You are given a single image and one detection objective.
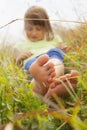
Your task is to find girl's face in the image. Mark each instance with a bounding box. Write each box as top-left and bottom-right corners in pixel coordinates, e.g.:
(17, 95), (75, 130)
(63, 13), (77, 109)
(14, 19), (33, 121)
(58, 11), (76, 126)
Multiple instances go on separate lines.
(25, 24), (45, 42)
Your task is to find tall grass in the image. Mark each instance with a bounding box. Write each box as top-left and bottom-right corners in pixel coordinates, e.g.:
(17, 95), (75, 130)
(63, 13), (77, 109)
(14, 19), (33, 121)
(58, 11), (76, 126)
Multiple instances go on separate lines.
(0, 23), (87, 130)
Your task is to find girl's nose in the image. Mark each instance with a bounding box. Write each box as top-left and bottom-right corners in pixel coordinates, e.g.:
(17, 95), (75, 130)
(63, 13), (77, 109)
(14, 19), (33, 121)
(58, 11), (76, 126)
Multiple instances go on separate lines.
(32, 30), (37, 35)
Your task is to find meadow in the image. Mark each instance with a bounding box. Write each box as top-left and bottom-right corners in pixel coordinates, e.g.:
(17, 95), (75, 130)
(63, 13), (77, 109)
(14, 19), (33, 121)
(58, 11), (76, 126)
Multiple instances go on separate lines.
(0, 22), (87, 130)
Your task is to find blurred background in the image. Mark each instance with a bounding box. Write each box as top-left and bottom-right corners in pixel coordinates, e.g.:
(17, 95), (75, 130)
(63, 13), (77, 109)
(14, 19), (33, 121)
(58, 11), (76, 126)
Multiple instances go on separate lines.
(0, 0), (87, 44)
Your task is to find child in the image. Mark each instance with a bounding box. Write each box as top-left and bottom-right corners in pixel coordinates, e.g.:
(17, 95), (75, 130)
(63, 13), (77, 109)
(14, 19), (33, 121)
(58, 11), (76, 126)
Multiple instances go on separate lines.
(14, 6), (78, 98)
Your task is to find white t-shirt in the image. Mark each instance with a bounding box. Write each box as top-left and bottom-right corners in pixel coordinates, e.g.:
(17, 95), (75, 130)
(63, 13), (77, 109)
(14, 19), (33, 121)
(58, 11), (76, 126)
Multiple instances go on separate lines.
(14, 35), (62, 64)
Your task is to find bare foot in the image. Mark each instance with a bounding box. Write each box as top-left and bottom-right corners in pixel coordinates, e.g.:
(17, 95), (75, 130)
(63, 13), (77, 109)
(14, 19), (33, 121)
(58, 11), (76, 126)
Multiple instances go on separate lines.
(45, 71), (79, 98)
(29, 54), (56, 87)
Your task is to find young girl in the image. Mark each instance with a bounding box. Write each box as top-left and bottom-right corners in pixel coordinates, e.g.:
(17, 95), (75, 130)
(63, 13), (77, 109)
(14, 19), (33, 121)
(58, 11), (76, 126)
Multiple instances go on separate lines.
(14, 6), (78, 97)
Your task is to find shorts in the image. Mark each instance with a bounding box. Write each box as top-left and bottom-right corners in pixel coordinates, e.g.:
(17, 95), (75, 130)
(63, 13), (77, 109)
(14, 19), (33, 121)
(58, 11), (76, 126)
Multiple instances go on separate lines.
(24, 48), (65, 70)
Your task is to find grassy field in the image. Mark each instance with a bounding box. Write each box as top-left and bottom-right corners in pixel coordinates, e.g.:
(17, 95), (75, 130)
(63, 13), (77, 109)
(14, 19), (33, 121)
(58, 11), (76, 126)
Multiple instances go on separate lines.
(0, 23), (87, 130)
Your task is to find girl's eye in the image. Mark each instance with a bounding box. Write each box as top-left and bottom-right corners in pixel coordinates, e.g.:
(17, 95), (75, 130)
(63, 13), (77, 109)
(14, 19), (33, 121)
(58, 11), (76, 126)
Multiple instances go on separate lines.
(27, 27), (33, 31)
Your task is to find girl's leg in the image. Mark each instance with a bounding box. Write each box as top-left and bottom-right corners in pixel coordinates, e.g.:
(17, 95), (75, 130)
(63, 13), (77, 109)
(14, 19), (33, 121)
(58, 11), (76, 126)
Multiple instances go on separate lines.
(29, 48), (65, 96)
(47, 58), (64, 78)
(46, 48), (65, 78)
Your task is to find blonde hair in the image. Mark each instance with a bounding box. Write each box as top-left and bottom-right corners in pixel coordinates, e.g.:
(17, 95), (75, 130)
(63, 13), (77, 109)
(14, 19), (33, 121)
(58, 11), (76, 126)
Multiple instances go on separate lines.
(24, 6), (54, 41)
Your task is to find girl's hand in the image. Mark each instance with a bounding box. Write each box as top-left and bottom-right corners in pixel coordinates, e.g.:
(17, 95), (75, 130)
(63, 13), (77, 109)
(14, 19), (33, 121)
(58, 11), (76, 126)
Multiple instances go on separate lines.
(16, 51), (33, 67)
(57, 43), (71, 53)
